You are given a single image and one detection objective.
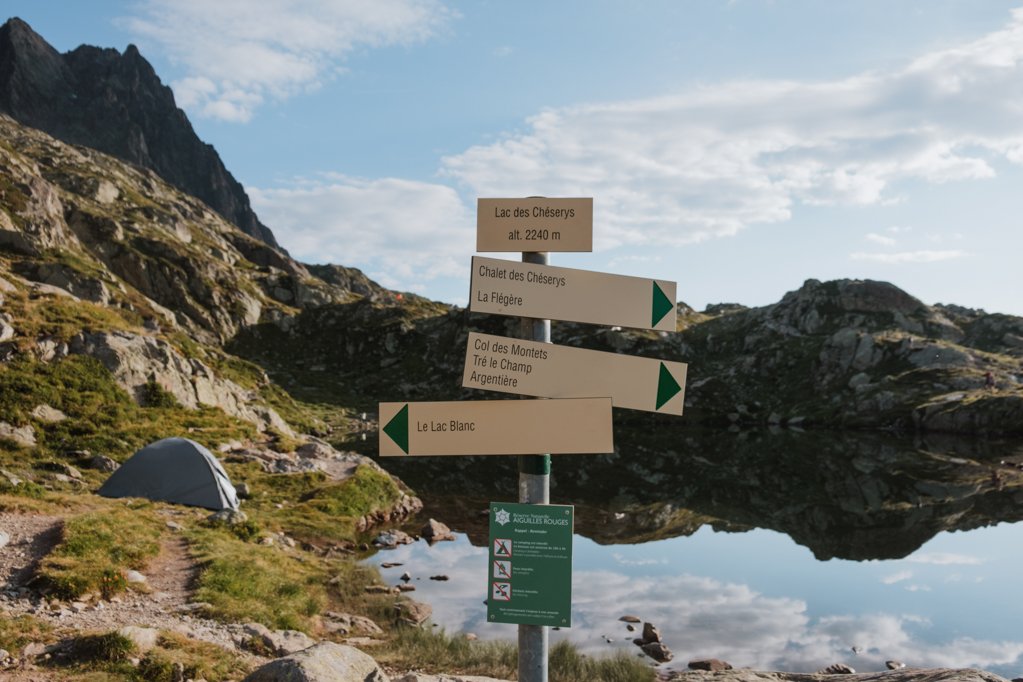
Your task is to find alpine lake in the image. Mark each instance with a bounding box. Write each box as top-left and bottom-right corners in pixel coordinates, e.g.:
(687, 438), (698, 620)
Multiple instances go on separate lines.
(352, 424), (1023, 677)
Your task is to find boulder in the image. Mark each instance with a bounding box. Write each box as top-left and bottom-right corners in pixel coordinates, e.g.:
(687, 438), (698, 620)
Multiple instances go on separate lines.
(117, 626), (159, 653)
(1, 468), (23, 486)
(641, 641), (673, 663)
(393, 675), (512, 682)
(322, 612), (383, 636)
(689, 658), (733, 671)
(373, 530), (414, 548)
(641, 622), (662, 644)
(0, 313), (14, 342)
(0, 422), (35, 448)
(30, 404), (67, 423)
(817, 663), (855, 674)
(241, 623), (316, 656)
(207, 510), (248, 526)
(421, 518), (455, 544)
(89, 455), (120, 472)
(68, 331), (294, 435)
(0, 530), (10, 548)
(241, 641), (389, 682)
(395, 599), (432, 626)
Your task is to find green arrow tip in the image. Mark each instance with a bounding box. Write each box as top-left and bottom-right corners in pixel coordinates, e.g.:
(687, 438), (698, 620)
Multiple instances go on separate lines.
(383, 404), (410, 454)
(656, 363), (682, 410)
(652, 282), (674, 328)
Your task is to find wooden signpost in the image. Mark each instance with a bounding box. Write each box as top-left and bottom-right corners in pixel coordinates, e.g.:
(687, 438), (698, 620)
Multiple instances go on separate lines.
(469, 255), (677, 331)
(462, 331), (687, 415)
(380, 196), (689, 682)
(477, 198), (593, 252)
(378, 399), (613, 457)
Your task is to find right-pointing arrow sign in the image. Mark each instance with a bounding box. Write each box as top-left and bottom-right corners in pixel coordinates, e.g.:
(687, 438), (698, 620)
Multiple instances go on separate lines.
(656, 362), (683, 410)
(469, 256), (676, 331)
(463, 332), (687, 415)
(652, 282), (675, 329)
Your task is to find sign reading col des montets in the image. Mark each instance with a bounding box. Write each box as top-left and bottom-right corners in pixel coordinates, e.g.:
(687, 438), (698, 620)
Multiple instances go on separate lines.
(477, 198), (593, 252)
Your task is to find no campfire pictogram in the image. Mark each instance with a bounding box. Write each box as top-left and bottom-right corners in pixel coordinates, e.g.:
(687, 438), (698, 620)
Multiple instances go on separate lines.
(493, 559), (512, 580)
(492, 582), (512, 601)
(493, 538), (512, 558)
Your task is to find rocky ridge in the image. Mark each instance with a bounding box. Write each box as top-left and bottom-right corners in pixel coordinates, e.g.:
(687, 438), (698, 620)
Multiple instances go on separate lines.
(0, 112), (395, 436)
(0, 17), (277, 247)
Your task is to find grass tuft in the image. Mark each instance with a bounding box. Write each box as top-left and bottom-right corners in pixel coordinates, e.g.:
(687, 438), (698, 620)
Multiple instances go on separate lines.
(38, 506), (164, 599)
(375, 627), (657, 682)
(187, 526), (326, 631)
(72, 631), (137, 663)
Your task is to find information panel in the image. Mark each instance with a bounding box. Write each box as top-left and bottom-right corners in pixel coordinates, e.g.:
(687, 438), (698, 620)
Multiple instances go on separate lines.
(487, 502), (573, 627)
(469, 255), (677, 331)
(462, 332), (687, 415)
(477, 198), (593, 252)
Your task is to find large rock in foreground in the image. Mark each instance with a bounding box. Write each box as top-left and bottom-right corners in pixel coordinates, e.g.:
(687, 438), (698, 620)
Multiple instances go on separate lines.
(241, 641), (389, 682)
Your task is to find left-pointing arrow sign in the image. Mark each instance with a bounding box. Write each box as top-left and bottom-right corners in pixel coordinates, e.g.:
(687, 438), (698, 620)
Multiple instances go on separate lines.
(378, 398), (614, 457)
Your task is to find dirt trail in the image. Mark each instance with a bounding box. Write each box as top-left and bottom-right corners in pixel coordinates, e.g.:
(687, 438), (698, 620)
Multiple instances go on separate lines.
(0, 512), (266, 665)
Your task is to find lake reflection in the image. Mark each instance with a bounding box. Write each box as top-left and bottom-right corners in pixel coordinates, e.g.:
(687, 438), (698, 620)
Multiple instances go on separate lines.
(366, 429), (1023, 677)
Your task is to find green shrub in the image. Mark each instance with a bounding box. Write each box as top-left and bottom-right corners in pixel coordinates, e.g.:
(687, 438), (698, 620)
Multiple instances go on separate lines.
(73, 631), (137, 662)
(139, 380), (180, 408)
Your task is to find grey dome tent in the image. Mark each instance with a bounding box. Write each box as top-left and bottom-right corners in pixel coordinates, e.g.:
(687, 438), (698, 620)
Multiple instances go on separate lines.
(98, 437), (240, 511)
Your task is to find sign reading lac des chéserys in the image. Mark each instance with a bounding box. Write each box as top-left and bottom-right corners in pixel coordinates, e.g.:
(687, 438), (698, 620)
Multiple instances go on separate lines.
(488, 502), (574, 627)
(477, 198), (593, 252)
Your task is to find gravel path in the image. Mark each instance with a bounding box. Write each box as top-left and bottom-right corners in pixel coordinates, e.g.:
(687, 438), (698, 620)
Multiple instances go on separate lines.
(0, 511), (269, 672)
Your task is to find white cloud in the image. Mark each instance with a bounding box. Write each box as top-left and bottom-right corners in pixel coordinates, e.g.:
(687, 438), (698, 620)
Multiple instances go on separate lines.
(122, 0), (455, 121)
(881, 570), (913, 585)
(850, 250), (968, 264)
(442, 8), (1023, 250)
(866, 232), (898, 246)
(249, 175), (473, 288)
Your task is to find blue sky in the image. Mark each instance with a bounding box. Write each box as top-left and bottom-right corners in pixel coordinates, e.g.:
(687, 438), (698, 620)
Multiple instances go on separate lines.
(9, 1), (1023, 315)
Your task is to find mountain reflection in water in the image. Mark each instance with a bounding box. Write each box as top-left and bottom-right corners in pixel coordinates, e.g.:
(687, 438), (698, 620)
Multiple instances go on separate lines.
(366, 428), (1023, 676)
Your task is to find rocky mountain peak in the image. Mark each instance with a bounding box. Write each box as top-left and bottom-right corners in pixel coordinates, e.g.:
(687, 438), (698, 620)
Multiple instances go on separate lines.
(0, 17), (280, 249)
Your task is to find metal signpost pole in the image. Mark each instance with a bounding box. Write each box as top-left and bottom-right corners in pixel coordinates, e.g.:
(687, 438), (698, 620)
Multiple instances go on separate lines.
(518, 250), (550, 682)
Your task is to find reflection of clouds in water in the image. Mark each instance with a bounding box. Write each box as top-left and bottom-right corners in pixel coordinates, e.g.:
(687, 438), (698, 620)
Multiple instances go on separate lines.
(611, 552), (668, 567)
(799, 614), (1023, 674)
(908, 552), (985, 566)
(366, 536), (1023, 675)
(570, 569), (808, 670)
(881, 570), (913, 585)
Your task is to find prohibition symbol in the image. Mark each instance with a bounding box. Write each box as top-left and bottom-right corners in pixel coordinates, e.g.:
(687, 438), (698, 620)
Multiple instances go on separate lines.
(493, 559), (512, 580)
(494, 538), (512, 558)
(492, 582), (512, 601)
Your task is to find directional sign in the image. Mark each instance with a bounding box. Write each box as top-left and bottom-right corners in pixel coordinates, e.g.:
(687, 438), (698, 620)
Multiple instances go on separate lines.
(477, 198), (593, 252)
(470, 256), (677, 331)
(378, 398), (614, 456)
(462, 332), (687, 415)
(487, 502), (573, 627)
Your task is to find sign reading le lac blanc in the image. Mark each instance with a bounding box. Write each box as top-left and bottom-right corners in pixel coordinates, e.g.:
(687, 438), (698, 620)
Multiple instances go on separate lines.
(477, 198), (593, 252)
(470, 255), (677, 332)
(378, 398), (614, 457)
